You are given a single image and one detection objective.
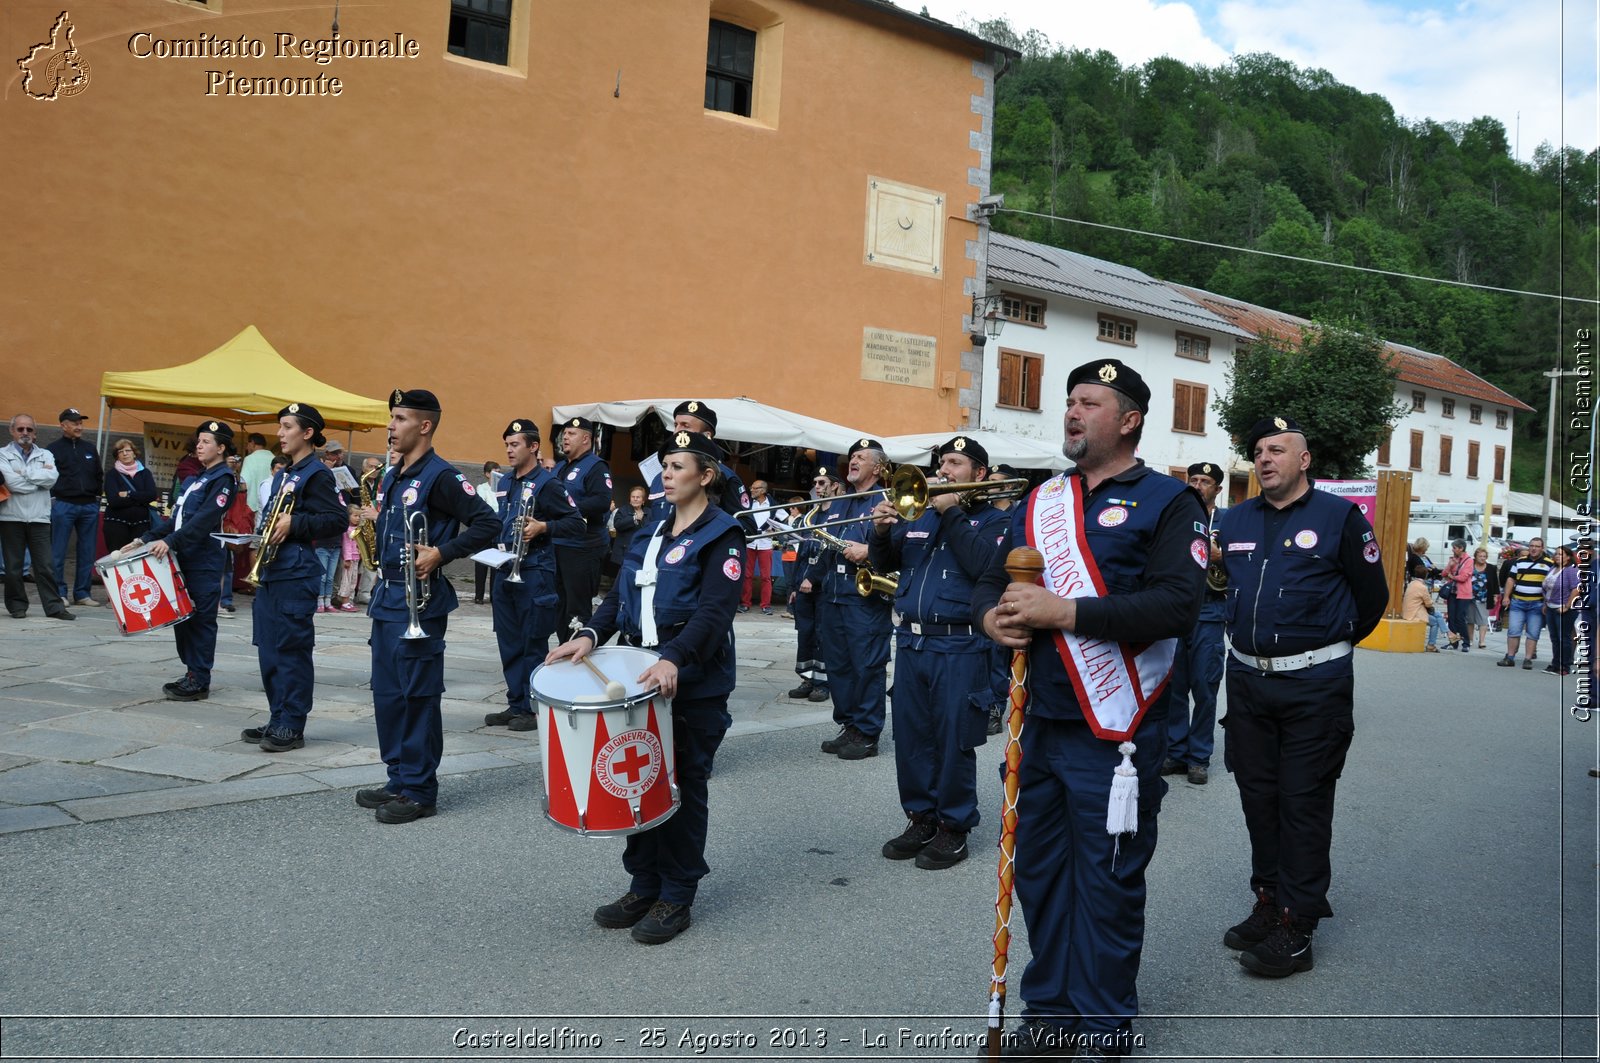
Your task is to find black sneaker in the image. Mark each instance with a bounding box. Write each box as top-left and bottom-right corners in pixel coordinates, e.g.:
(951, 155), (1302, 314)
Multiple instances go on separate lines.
(240, 726), (268, 743)
(1160, 758), (1187, 776)
(1523, 659), (1533, 670)
(374, 795), (436, 824)
(1239, 909), (1315, 977)
(914, 827), (969, 870)
(836, 729), (879, 760)
(787, 679), (815, 699)
(820, 726), (852, 754)
(881, 815), (937, 860)
(1223, 887), (1278, 949)
(48, 610), (76, 621)
(807, 685), (831, 703)
(483, 710), (516, 726)
(1186, 764), (1209, 785)
(999, 1019), (1077, 1058)
(594, 890), (657, 929)
(259, 728), (305, 753)
(1496, 656), (1515, 666)
(164, 676), (209, 702)
(507, 713), (538, 731)
(631, 900), (691, 944)
(355, 787), (400, 809)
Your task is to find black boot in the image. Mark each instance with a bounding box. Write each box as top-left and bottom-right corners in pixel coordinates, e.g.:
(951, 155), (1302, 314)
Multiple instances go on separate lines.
(1239, 908), (1315, 977)
(1223, 886), (1278, 949)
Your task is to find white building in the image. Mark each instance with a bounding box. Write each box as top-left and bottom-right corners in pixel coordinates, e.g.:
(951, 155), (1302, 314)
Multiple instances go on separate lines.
(978, 232), (1535, 512)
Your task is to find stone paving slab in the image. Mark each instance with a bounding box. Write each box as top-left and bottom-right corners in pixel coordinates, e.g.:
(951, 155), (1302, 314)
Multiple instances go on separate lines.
(0, 697), (93, 727)
(58, 773), (328, 822)
(0, 761), (191, 805)
(96, 745), (269, 783)
(0, 727), (151, 763)
(0, 803), (79, 834)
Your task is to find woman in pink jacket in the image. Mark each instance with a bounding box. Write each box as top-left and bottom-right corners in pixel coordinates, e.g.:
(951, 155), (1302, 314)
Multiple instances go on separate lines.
(1439, 539), (1474, 652)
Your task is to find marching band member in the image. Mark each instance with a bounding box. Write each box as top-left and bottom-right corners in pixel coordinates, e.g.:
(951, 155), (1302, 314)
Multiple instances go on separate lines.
(547, 429), (743, 945)
(644, 401), (753, 533)
(867, 436), (1006, 870)
(355, 389), (498, 823)
(483, 418), (583, 732)
(242, 404), (348, 753)
(127, 421), (239, 702)
(551, 416), (613, 640)
(809, 438), (892, 761)
(786, 465), (841, 703)
(973, 359), (1207, 1059)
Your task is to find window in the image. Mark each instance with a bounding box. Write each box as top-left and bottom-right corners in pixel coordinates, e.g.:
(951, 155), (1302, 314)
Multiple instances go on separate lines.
(1377, 432), (1392, 467)
(1175, 332), (1211, 361)
(1173, 381), (1208, 434)
(1442, 398), (1455, 418)
(1411, 391), (1426, 412)
(1470, 404), (1482, 424)
(705, 19), (756, 117)
(1495, 410), (1508, 429)
(1409, 430), (1424, 470)
(448, 0), (510, 65)
(1468, 440), (1480, 479)
(1439, 435), (1452, 474)
(1494, 445), (1506, 481)
(1097, 314), (1136, 346)
(1000, 294), (1045, 327)
(997, 349), (1043, 411)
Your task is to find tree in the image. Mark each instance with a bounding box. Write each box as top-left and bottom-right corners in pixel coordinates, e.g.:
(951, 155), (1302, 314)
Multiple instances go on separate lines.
(1215, 323), (1409, 479)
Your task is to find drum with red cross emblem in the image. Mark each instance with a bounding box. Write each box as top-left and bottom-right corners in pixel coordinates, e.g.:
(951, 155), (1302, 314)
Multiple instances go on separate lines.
(96, 547), (195, 637)
(530, 645), (679, 836)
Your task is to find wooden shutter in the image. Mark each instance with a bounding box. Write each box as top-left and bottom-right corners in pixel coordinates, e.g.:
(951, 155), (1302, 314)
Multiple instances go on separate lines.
(1494, 445), (1506, 481)
(1468, 440), (1480, 478)
(1022, 355), (1043, 410)
(1409, 430), (1424, 470)
(999, 351), (1019, 407)
(1377, 432), (1392, 466)
(1439, 435), (1452, 474)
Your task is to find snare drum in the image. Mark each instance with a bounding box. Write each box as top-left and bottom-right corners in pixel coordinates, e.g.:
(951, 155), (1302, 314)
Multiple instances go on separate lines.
(530, 645), (679, 836)
(96, 548), (195, 637)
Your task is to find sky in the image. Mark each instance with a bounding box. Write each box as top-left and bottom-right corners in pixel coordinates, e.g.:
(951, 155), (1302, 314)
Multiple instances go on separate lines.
(917, 0), (1598, 158)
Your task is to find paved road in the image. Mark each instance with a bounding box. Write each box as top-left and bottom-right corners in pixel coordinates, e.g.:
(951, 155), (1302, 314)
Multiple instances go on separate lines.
(1, 585), (1596, 1061)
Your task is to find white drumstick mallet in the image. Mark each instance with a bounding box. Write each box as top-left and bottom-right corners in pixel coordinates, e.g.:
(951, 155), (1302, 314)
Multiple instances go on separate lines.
(580, 656), (626, 700)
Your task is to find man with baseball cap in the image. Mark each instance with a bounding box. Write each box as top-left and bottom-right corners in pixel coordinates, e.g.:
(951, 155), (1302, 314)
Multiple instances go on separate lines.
(47, 407), (103, 607)
(1213, 414), (1388, 979)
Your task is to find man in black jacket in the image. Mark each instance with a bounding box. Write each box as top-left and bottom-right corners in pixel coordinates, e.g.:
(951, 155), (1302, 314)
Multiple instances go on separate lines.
(47, 408), (103, 607)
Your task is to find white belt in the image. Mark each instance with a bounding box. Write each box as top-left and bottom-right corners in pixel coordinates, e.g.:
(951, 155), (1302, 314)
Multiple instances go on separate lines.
(1231, 641), (1352, 674)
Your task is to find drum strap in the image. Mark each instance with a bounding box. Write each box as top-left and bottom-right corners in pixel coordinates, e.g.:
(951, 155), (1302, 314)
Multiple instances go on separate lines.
(636, 527), (666, 647)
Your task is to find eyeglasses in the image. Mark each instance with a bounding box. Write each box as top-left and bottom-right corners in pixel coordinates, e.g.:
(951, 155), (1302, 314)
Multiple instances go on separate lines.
(13, 427), (35, 433)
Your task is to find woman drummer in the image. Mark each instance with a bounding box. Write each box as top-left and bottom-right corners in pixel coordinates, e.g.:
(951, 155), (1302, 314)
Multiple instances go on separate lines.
(125, 421), (239, 701)
(547, 429), (744, 945)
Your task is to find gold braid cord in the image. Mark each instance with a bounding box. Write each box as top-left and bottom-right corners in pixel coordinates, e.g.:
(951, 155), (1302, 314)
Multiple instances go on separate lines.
(986, 645), (1027, 1057)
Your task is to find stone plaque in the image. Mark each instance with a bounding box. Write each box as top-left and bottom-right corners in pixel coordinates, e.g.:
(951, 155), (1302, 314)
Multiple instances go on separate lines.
(864, 177), (944, 276)
(862, 328), (936, 389)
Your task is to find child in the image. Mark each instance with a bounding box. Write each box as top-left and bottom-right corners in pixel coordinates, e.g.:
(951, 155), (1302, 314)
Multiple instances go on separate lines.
(333, 505), (362, 611)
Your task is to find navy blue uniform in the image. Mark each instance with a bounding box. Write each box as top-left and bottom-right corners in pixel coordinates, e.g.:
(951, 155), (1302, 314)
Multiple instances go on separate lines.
(1167, 509), (1226, 769)
(144, 463), (235, 691)
(552, 451), (612, 639)
(646, 461), (753, 534)
(869, 499), (1007, 832)
(1216, 485), (1387, 922)
(369, 449), (498, 805)
(582, 505), (743, 906)
(791, 517), (827, 689)
(801, 490), (892, 738)
(972, 462), (1206, 1045)
(253, 455), (347, 736)
(492, 465), (583, 719)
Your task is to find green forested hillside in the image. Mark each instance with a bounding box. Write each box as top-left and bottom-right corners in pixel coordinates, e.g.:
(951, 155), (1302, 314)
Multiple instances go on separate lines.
(971, 20), (1598, 489)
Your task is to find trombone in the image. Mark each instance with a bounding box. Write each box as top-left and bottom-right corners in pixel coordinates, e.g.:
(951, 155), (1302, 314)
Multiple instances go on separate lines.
(757, 467), (1030, 539)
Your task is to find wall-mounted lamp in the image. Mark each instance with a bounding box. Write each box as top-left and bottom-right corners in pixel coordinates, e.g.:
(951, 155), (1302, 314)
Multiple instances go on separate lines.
(970, 292), (1007, 347)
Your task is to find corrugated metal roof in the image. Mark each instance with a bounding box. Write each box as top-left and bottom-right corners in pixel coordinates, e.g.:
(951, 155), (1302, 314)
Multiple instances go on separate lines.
(1170, 283), (1536, 413)
(989, 233), (1253, 339)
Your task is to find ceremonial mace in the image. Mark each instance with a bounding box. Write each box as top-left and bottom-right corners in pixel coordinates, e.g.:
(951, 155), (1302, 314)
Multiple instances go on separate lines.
(986, 546), (1043, 1060)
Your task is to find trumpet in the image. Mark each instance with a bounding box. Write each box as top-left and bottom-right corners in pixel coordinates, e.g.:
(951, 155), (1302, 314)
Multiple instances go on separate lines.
(245, 489), (296, 588)
(855, 568), (898, 598)
(401, 509), (431, 640)
(504, 486), (530, 585)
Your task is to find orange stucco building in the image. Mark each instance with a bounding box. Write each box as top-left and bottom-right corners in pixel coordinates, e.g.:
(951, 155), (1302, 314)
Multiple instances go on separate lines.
(2, 0), (1013, 462)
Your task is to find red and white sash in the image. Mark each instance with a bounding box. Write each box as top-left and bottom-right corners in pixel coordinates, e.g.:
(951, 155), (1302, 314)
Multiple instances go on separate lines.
(1026, 474), (1176, 742)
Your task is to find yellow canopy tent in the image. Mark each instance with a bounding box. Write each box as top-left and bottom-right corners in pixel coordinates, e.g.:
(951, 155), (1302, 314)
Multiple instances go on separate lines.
(97, 325), (390, 442)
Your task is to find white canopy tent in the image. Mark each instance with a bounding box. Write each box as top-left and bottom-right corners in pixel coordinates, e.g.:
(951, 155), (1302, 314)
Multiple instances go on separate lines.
(879, 430), (1069, 471)
(549, 397), (931, 463)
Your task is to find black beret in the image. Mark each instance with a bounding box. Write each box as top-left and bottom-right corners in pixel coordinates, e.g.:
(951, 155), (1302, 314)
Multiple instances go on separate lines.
(388, 388), (441, 414)
(196, 420), (235, 446)
(937, 435), (989, 468)
(1066, 358), (1150, 415)
(1244, 415), (1306, 456)
(560, 416), (597, 435)
(991, 464), (1021, 480)
(277, 403), (326, 446)
(847, 437), (884, 458)
(673, 400), (718, 431)
(1187, 461), (1223, 482)
(660, 429), (723, 465)
(814, 465), (844, 484)
(502, 418), (540, 439)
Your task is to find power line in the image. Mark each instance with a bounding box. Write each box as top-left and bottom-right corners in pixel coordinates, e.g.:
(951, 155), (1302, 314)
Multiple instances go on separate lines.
(998, 207), (1600, 305)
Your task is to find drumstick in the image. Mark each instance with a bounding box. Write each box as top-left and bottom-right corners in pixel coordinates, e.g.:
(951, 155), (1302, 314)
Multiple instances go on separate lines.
(579, 656), (627, 700)
(987, 546), (1044, 1061)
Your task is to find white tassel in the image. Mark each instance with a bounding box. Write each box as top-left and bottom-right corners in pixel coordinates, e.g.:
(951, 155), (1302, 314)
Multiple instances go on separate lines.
(1105, 740), (1140, 836)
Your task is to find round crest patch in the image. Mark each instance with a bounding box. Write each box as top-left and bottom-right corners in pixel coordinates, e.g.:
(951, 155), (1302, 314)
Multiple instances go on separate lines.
(1098, 506), (1129, 528)
(401, 487), (419, 507)
(663, 545), (688, 565)
(595, 730), (664, 800)
(207, 421), (220, 432)
(566, 470), (578, 481)
(119, 573), (162, 618)
(511, 421), (522, 432)
(288, 403), (300, 413)
(723, 557), (742, 581)
(1363, 541), (1381, 564)
(1038, 478), (1066, 499)
(215, 492), (228, 508)
(1191, 539), (1209, 568)
(461, 481), (476, 496)
(1294, 529), (1319, 549)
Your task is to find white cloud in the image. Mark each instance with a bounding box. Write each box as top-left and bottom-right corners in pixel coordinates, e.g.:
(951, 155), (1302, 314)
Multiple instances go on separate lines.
(918, 0), (1596, 154)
